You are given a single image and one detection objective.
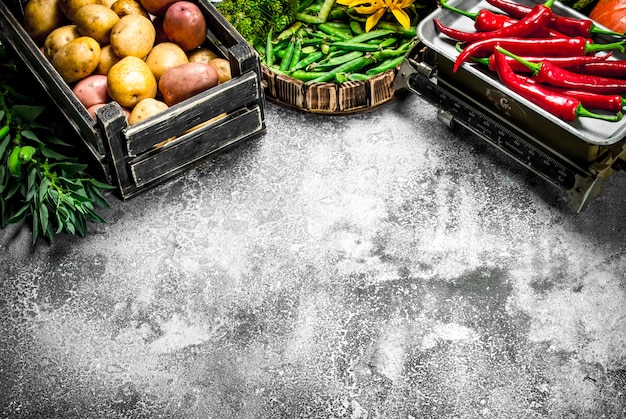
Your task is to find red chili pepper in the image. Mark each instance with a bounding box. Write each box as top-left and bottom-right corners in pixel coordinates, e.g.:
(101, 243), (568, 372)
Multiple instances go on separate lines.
(451, 36), (625, 72)
(540, 85), (626, 112)
(440, 0), (567, 38)
(485, 0), (626, 38)
(497, 46), (626, 95)
(573, 61), (626, 78)
(486, 52), (611, 72)
(433, 0), (555, 43)
(452, 41), (613, 72)
(492, 50), (622, 122)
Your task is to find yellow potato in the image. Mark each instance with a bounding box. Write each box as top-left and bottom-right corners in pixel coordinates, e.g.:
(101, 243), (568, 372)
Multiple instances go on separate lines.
(110, 0), (149, 18)
(107, 55), (157, 108)
(51, 36), (101, 83)
(73, 3), (120, 44)
(208, 57), (231, 84)
(128, 97), (168, 125)
(100, 0), (117, 6)
(43, 24), (81, 61)
(95, 44), (121, 75)
(23, 0), (67, 43)
(186, 47), (218, 64)
(58, 0), (100, 22)
(109, 14), (155, 58)
(145, 41), (188, 82)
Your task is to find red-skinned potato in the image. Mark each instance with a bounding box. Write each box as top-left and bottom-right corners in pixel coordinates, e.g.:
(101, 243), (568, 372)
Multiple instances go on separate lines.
(138, 0), (177, 16)
(162, 1), (206, 51)
(158, 62), (218, 106)
(72, 74), (110, 109)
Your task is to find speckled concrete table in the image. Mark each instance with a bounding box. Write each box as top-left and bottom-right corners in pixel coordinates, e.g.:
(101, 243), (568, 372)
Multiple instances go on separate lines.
(2, 94), (626, 418)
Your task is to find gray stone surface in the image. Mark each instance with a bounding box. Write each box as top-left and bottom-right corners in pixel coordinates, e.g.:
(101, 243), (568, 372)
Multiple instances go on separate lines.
(2, 95), (626, 418)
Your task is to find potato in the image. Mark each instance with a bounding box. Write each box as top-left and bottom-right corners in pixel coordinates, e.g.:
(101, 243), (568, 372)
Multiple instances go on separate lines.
(107, 55), (157, 108)
(96, 44), (121, 75)
(128, 97), (168, 125)
(110, 0), (150, 18)
(158, 61), (218, 106)
(208, 57), (231, 84)
(43, 24), (81, 61)
(162, 1), (206, 51)
(72, 74), (109, 108)
(145, 41), (188, 82)
(74, 4), (120, 44)
(23, 0), (67, 43)
(109, 14), (155, 58)
(100, 0), (117, 6)
(58, 0), (100, 22)
(51, 36), (101, 83)
(138, 0), (178, 17)
(186, 47), (217, 64)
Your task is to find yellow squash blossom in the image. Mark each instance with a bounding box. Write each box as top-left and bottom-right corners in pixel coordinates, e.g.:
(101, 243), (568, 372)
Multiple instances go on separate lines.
(337, 0), (415, 32)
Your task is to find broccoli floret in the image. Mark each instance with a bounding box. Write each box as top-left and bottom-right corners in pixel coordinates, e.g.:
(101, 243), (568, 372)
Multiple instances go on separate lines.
(215, 0), (300, 45)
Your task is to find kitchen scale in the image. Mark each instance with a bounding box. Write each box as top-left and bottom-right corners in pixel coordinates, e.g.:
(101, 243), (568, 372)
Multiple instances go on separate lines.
(393, 0), (626, 212)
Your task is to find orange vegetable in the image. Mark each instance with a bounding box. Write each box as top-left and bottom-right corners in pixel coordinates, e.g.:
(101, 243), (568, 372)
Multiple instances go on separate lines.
(589, 0), (626, 32)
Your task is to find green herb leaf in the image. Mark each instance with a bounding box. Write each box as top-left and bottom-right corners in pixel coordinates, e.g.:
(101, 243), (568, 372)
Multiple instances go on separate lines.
(12, 105), (45, 123)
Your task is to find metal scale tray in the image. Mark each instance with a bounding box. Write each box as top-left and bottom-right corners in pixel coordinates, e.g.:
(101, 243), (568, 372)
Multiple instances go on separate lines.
(394, 0), (626, 212)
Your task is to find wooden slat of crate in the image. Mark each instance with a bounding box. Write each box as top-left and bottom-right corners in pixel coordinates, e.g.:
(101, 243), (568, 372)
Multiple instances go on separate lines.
(129, 107), (263, 190)
(124, 71), (262, 156)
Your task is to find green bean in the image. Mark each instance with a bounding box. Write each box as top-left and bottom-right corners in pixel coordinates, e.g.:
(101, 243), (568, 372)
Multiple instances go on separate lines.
(329, 41), (380, 52)
(315, 50), (364, 69)
(296, 0), (337, 23)
(289, 69), (328, 81)
(350, 20), (364, 35)
(335, 72), (349, 83)
(301, 45), (318, 55)
(375, 22), (417, 38)
(266, 29), (274, 67)
(365, 55), (405, 75)
(347, 73), (371, 81)
(297, 0), (316, 12)
(345, 29), (394, 43)
(288, 38), (303, 71)
(377, 37), (398, 49)
(291, 51), (324, 70)
(279, 36), (297, 71)
(318, 23), (352, 40)
(276, 21), (303, 42)
(308, 56), (375, 83)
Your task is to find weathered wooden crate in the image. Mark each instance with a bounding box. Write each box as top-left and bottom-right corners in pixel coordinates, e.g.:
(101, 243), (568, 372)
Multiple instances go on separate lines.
(0, 0), (266, 199)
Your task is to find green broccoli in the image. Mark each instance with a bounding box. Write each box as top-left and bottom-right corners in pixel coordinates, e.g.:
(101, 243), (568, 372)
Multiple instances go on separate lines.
(215, 0), (300, 45)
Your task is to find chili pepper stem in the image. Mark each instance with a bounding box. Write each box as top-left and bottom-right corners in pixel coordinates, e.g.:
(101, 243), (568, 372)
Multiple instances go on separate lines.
(496, 46), (541, 74)
(440, 0), (479, 20)
(586, 40), (626, 54)
(575, 104), (623, 121)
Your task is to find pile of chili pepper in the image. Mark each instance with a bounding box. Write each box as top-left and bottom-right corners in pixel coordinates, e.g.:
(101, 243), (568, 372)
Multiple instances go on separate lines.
(434, 0), (626, 122)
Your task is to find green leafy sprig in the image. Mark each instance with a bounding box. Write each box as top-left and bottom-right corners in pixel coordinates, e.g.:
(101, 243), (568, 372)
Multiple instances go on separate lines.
(0, 43), (116, 245)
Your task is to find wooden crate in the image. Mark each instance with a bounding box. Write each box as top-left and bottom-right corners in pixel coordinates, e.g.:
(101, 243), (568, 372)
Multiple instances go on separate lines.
(0, 0), (266, 199)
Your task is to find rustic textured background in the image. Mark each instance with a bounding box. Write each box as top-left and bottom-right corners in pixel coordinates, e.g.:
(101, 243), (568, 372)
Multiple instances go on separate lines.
(2, 94), (626, 418)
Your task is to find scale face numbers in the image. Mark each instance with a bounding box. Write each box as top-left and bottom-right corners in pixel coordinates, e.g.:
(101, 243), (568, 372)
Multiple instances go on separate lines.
(400, 63), (600, 212)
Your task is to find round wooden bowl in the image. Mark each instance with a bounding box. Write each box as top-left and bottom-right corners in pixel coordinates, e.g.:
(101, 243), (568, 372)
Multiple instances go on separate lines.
(260, 54), (413, 115)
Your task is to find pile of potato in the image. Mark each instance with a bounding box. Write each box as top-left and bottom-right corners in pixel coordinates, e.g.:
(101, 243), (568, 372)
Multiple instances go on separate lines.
(22, 0), (232, 125)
